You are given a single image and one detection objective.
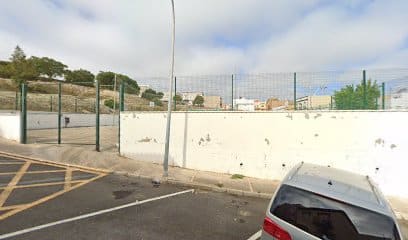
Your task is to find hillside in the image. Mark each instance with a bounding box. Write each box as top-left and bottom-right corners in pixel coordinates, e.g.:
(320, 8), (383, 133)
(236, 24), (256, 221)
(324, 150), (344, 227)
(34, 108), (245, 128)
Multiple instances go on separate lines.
(0, 78), (165, 113)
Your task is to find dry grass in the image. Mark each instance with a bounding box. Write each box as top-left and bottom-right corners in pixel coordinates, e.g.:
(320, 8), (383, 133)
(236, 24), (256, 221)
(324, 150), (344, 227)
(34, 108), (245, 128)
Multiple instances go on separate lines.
(0, 78), (209, 112)
(0, 78), (156, 113)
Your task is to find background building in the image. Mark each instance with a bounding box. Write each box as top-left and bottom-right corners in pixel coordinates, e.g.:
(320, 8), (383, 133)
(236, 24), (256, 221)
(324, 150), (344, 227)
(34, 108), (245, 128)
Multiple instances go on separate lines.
(296, 95), (332, 110)
(203, 96), (222, 109)
(390, 88), (408, 109)
(138, 85), (150, 97)
(233, 98), (255, 111)
(180, 92), (203, 105)
(254, 100), (267, 110)
(266, 98), (288, 110)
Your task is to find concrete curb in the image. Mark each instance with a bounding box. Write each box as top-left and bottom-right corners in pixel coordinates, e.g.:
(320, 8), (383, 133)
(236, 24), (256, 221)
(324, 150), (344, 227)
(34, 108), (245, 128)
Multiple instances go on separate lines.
(166, 179), (273, 199)
(110, 171), (274, 199)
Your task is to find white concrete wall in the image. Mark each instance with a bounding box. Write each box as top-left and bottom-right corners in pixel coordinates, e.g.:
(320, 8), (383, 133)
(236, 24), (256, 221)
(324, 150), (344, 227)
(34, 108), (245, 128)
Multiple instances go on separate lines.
(120, 111), (408, 198)
(28, 112), (118, 130)
(0, 112), (20, 142)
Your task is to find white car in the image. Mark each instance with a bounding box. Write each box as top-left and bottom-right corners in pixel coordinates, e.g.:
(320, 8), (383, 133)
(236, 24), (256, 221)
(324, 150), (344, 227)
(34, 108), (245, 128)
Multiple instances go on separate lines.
(261, 163), (403, 240)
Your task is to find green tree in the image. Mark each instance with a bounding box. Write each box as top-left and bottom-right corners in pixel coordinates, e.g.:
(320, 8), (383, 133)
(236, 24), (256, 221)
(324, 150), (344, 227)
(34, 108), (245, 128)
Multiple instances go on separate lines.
(141, 88), (163, 101)
(193, 95), (204, 106)
(153, 98), (163, 107)
(173, 94), (182, 103)
(8, 46), (39, 84)
(0, 61), (12, 78)
(96, 72), (140, 94)
(65, 69), (95, 83)
(96, 71), (115, 87)
(30, 57), (67, 80)
(334, 80), (380, 110)
(10, 45), (26, 62)
(141, 88), (164, 107)
(117, 74), (140, 95)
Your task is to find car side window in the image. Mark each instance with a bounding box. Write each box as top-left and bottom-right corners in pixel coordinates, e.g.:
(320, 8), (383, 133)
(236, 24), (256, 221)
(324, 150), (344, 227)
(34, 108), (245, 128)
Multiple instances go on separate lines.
(270, 185), (400, 240)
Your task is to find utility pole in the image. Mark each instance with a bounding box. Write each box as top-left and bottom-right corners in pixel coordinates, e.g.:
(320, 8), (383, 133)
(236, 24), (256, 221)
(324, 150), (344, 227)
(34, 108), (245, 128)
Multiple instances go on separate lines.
(163, 0), (175, 177)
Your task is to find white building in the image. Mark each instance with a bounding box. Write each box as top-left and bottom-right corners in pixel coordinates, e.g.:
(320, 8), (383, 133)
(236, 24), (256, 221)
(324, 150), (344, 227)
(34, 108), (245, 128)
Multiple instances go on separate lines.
(138, 85), (150, 97)
(161, 92), (171, 102)
(233, 98), (255, 111)
(162, 91), (203, 104)
(390, 88), (408, 109)
(180, 92), (203, 105)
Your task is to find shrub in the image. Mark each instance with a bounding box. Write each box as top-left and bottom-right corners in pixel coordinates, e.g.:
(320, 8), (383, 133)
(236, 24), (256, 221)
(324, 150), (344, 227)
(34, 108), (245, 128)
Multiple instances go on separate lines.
(104, 99), (119, 109)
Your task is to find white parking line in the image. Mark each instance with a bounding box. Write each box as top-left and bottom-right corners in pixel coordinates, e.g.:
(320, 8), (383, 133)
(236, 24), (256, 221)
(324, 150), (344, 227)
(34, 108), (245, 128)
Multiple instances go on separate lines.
(247, 229), (262, 240)
(0, 189), (194, 239)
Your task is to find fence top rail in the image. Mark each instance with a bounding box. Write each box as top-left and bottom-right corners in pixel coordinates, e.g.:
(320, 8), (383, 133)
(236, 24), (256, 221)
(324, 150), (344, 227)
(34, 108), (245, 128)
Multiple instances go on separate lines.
(134, 68), (408, 79)
(121, 109), (408, 114)
(25, 81), (95, 85)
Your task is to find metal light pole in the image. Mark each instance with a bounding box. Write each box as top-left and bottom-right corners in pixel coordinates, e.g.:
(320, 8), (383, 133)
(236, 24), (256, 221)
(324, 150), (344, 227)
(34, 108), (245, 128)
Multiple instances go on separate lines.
(163, 0), (175, 177)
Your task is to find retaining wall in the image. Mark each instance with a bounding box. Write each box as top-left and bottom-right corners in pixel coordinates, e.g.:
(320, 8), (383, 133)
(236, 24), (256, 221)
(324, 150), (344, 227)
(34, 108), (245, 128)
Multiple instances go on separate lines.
(0, 112), (20, 142)
(120, 111), (408, 198)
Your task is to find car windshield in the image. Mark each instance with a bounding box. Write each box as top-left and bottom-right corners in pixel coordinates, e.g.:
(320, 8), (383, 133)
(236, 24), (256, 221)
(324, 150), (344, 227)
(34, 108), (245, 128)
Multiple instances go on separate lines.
(270, 184), (400, 240)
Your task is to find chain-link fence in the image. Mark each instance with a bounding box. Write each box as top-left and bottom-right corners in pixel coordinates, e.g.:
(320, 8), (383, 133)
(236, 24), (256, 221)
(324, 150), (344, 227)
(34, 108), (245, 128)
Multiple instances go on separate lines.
(2, 68), (408, 150)
(0, 78), (20, 111)
(366, 68), (408, 110)
(2, 68), (408, 115)
(135, 68), (408, 111)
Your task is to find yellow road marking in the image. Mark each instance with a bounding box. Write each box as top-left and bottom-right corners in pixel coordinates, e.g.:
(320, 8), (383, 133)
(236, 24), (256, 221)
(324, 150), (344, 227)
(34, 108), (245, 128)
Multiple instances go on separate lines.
(0, 153), (108, 221)
(0, 180), (87, 190)
(0, 162), (31, 207)
(64, 168), (72, 190)
(0, 170), (67, 176)
(0, 174), (107, 221)
(0, 151), (111, 174)
(0, 204), (28, 211)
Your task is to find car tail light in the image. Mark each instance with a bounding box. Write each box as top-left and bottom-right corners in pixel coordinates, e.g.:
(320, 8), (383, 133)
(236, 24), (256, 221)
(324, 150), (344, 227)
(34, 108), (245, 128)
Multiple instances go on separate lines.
(263, 216), (292, 240)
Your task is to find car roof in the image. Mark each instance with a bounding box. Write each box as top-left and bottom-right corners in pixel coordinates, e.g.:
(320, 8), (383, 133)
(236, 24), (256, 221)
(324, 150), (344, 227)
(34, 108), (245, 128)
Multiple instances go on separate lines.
(282, 162), (394, 217)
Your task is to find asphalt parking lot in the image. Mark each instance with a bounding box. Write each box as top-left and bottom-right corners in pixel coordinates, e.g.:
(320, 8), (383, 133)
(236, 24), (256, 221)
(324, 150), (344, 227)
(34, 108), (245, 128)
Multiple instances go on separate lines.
(1, 153), (407, 240)
(0, 154), (268, 240)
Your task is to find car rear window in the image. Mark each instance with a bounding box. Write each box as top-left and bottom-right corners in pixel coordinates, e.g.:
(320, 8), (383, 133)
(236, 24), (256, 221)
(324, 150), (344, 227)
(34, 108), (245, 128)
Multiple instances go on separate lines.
(270, 184), (400, 240)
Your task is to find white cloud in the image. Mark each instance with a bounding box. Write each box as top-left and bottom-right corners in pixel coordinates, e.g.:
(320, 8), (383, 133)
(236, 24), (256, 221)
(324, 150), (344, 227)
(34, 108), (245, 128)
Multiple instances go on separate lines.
(0, 0), (407, 78)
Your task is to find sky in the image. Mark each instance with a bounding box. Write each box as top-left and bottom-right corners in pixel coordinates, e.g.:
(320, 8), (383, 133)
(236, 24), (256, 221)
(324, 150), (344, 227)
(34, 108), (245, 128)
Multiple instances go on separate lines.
(0, 0), (408, 79)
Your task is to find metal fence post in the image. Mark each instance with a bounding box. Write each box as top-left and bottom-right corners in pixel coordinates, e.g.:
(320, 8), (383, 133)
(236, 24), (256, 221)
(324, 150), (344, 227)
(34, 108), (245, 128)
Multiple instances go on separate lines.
(74, 97), (78, 113)
(330, 96), (333, 110)
(382, 82), (385, 110)
(174, 76), (177, 111)
(120, 84), (125, 111)
(375, 97), (378, 109)
(231, 74), (234, 111)
(20, 83), (27, 144)
(118, 83), (125, 153)
(58, 82), (62, 144)
(50, 96), (53, 112)
(363, 70), (367, 109)
(15, 91), (18, 111)
(95, 79), (100, 152)
(294, 72), (297, 110)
